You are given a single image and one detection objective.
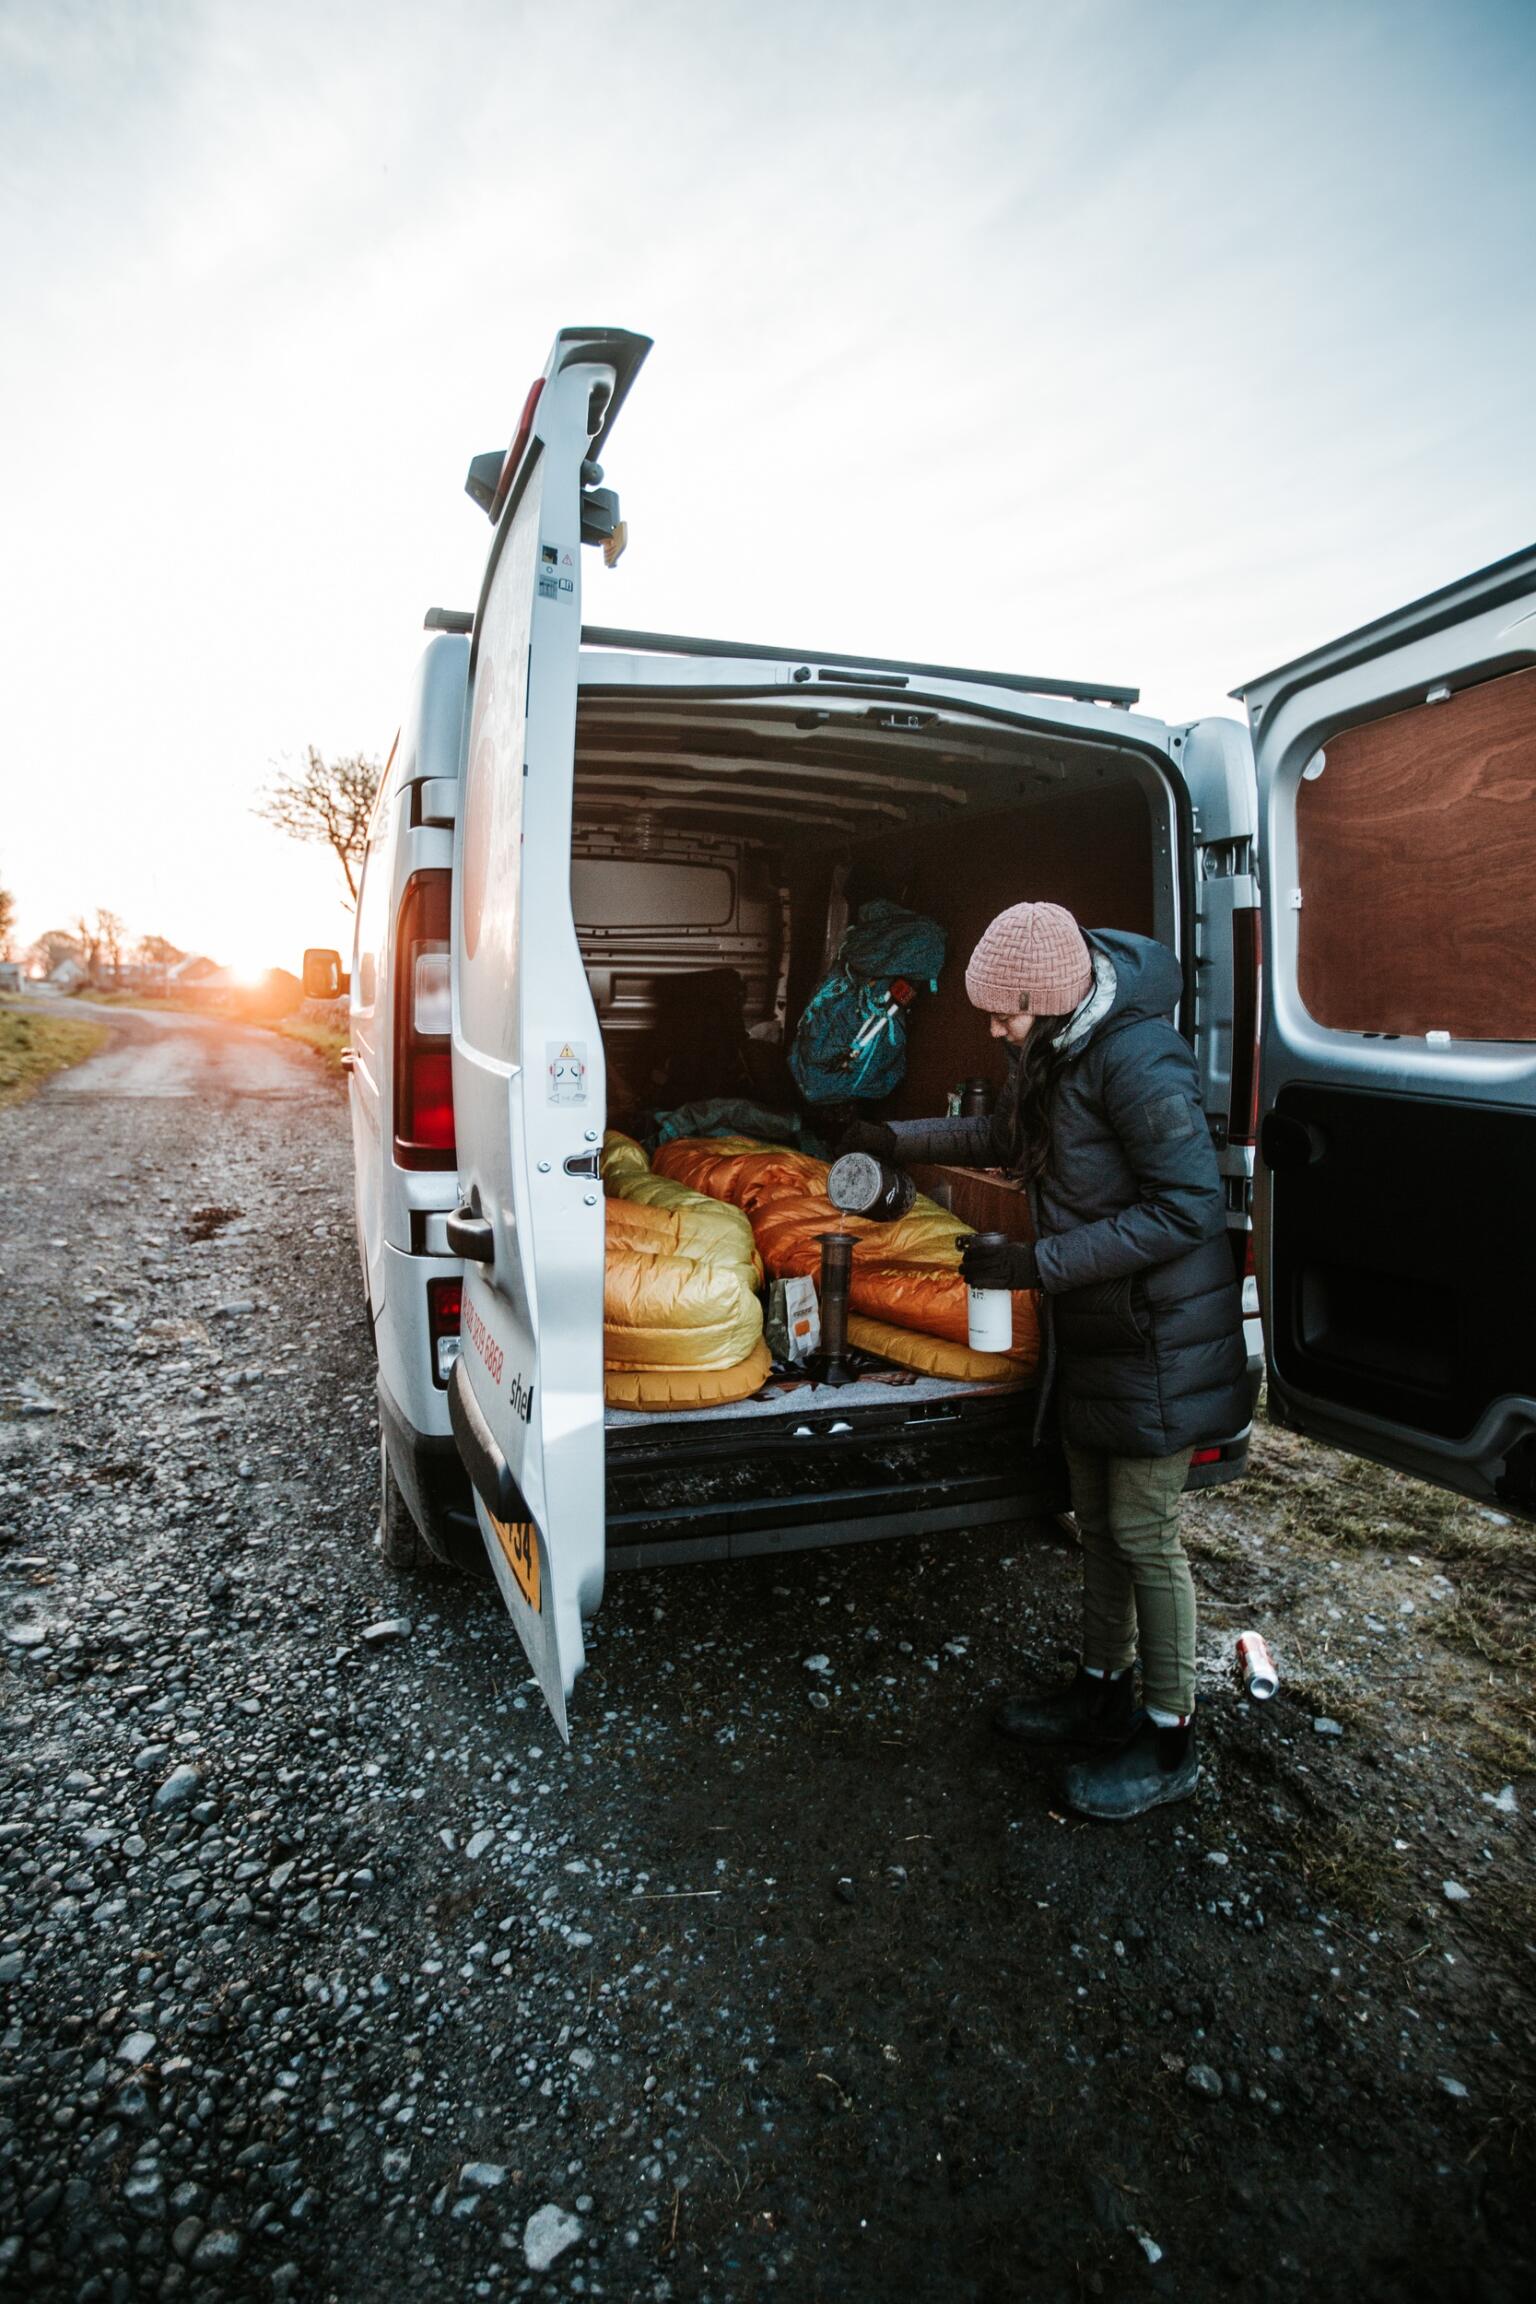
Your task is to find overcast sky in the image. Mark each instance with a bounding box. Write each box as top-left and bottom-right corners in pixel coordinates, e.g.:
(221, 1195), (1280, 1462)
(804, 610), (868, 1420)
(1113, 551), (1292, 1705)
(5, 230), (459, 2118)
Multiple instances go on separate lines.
(2, 0), (1532, 970)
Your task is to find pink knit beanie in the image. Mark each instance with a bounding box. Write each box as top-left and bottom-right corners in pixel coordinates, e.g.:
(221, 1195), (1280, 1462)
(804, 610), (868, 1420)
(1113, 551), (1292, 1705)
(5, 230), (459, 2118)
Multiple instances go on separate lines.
(965, 902), (1094, 1017)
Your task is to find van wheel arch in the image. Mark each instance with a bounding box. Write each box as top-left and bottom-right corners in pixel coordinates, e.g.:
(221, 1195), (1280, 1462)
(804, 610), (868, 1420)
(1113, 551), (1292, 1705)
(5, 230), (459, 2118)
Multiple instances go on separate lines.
(378, 1435), (436, 1572)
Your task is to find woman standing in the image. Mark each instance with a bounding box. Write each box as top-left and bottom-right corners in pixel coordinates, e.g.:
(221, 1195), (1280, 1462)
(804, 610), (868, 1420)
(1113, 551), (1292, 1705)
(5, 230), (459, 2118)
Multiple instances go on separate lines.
(842, 901), (1249, 1820)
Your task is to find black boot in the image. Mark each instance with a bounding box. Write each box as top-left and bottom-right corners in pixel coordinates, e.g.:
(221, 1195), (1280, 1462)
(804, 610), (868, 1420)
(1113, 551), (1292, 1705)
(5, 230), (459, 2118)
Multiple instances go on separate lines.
(993, 1665), (1136, 1747)
(1061, 1713), (1199, 1820)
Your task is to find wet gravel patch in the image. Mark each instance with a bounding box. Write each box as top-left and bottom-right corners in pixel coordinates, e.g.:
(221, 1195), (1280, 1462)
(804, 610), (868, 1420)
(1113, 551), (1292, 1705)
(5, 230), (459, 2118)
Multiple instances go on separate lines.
(0, 1032), (1532, 2301)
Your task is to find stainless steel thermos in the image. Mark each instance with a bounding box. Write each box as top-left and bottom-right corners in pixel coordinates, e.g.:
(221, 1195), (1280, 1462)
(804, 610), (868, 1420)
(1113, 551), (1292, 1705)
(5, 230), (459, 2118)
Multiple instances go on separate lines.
(827, 1151), (917, 1221)
(961, 1230), (1014, 1353)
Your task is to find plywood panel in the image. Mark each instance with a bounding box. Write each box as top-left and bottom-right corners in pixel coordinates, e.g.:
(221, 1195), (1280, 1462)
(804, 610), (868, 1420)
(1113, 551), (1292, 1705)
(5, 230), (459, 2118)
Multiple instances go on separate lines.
(1297, 664), (1536, 1040)
(908, 1163), (1036, 1241)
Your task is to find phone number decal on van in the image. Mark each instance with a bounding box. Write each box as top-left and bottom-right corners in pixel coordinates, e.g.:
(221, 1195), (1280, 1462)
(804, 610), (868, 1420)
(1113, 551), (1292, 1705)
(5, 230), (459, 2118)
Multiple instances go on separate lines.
(490, 1513), (542, 1614)
(463, 1297), (504, 1386)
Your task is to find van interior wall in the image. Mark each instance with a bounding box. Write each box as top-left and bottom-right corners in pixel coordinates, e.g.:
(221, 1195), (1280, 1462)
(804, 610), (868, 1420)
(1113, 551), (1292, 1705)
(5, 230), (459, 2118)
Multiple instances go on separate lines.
(577, 776), (1157, 1132)
(851, 780), (1157, 1119)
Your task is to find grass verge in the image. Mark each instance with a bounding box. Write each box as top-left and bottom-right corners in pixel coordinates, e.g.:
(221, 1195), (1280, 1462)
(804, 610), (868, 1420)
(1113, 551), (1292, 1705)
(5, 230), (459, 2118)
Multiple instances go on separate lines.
(276, 1016), (349, 1072)
(0, 1003), (107, 1105)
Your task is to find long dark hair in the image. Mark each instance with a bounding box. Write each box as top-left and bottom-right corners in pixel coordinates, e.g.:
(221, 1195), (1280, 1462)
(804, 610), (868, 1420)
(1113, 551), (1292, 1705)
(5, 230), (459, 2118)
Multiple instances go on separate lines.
(1005, 1017), (1071, 1186)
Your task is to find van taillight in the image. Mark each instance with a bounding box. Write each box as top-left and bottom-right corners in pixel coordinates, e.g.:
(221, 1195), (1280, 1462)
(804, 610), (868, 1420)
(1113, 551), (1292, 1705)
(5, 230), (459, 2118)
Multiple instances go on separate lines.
(394, 870), (455, 1170)
(1190, 1446), (1223, 1467)
(427, 1277), (462, 1388)
(489, 378), (545, 521)
(1228, 906), (1261, 1145)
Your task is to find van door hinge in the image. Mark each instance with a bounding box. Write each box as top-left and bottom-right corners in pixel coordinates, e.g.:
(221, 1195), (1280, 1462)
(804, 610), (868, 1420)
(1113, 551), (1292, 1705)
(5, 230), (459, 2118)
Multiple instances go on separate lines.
(1288, 889), (1303, 909)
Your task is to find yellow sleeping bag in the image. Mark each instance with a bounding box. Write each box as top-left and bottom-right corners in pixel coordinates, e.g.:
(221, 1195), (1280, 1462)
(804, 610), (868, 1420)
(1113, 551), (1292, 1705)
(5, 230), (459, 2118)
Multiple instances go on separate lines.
(601, 1134), (767, 1407)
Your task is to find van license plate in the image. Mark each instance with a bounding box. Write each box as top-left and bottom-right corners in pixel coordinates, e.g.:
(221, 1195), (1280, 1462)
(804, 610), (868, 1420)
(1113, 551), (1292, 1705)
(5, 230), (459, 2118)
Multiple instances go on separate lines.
(490, 1513), (542, 1614)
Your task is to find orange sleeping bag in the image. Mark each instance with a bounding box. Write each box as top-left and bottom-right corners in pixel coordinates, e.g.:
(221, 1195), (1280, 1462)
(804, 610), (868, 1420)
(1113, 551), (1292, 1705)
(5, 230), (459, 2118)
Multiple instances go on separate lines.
(652, 1136), (1039, 1376)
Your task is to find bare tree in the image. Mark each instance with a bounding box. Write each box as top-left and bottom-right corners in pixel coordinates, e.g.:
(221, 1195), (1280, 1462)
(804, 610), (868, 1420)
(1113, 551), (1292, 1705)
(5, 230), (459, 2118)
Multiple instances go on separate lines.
(95, 908), (126, 986)
(136, 933), (183, 996)
(73, 913), (103, 982)
(30, 929), (83, 976)
(254, 748), (381, 907)
(0, 882), (14, 961)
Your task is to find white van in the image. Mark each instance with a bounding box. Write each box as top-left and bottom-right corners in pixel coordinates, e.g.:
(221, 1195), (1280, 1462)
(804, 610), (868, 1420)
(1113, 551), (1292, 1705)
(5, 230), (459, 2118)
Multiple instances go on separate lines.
(307, 324), (1536, 1739)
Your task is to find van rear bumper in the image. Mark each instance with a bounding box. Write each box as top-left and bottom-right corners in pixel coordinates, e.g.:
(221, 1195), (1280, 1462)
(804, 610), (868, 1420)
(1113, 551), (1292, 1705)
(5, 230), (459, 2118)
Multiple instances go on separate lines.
(604, 1395), (1070, 1570)
(1185, 1431), (1251, 1489)
(386, 1377), (1249, 1576)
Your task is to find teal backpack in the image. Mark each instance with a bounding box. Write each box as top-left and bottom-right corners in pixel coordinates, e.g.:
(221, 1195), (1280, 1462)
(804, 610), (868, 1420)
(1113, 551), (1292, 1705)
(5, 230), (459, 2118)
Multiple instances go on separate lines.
(790, 899), (946, 1106)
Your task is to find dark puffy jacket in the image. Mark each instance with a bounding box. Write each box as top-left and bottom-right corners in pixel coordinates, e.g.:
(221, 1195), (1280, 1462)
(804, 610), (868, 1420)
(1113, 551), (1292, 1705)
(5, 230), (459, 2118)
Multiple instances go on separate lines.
(891, 930), (1249, 1457)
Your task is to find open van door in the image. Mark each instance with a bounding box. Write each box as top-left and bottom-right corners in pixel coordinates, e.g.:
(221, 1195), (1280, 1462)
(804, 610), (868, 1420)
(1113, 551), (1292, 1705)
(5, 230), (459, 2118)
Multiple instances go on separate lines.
(1239, 542), (1536, 1510)
(447, 326), (651, 1736)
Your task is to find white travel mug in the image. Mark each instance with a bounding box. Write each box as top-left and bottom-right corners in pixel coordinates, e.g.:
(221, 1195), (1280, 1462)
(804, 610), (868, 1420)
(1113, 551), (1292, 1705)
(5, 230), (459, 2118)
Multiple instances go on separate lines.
(961, 1231), (1015, 1354)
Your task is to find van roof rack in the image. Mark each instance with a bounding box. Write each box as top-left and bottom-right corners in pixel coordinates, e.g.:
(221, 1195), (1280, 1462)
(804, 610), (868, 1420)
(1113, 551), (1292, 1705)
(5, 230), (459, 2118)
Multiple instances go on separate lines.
(579, 625), (1139, 709)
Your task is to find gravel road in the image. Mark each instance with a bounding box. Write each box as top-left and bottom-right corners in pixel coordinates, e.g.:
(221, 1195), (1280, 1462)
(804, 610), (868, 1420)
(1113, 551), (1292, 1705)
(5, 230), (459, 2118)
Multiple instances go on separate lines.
(1, 1008), (1532, 2302)
(38, 1003), (315, 1103)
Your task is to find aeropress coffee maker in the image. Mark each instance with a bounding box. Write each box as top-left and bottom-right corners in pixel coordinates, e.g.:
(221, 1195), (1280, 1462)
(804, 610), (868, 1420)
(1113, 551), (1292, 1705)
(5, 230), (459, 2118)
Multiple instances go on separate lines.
(808, 1230), (857, 1386)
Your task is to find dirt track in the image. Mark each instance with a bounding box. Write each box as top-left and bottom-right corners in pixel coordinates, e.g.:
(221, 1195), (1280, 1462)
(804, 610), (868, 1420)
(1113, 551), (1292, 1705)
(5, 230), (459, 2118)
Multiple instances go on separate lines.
(0, 1008), (1531, 2302)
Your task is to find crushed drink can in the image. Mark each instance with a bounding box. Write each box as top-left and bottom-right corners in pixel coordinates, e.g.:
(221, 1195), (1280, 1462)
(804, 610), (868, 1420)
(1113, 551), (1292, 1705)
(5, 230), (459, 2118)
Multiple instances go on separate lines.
(1235, 1631), (1279, 1702)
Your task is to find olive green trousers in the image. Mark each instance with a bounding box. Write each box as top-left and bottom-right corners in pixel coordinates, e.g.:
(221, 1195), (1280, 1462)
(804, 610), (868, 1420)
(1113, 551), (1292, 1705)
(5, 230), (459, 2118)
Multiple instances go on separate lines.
(1062, 1440), (1196, 1718)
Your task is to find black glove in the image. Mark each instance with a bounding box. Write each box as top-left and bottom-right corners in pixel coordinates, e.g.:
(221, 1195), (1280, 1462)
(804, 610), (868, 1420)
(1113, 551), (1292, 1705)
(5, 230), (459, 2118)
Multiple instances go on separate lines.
(960, 1234), (1040, 1290)
(834, 1120), (900, 1163)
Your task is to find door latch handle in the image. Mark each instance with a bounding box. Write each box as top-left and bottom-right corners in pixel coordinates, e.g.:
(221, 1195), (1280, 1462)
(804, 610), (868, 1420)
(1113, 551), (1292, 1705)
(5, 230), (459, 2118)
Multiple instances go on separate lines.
(446, 1206), (495, 1261)
(562, 1152), (601, 1179)
(1259, 1112), (1326, 1172)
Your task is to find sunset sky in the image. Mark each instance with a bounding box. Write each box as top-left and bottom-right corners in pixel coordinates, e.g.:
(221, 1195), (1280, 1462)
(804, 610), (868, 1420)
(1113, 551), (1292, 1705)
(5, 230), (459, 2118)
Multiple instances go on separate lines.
(2, 0), (1533, 973)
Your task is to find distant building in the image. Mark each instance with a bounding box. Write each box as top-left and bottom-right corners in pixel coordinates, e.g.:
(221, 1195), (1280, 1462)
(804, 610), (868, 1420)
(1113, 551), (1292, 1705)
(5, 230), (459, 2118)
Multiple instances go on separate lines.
(0, 961), (22, 993)
(48, 956), (89, 990)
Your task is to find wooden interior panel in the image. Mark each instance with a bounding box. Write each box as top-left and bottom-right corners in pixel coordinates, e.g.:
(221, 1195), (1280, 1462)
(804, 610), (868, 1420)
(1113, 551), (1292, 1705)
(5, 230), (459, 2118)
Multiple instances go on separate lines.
(854, 782), (1156, 1119)
(908, 1163), (1036, 1241)
(1297, 663), (1536, 1039)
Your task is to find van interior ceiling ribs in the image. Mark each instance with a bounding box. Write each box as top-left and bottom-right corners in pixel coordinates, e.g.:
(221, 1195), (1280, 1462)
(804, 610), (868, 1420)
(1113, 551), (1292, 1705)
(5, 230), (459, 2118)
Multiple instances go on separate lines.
(571, 688), (1169, 1137)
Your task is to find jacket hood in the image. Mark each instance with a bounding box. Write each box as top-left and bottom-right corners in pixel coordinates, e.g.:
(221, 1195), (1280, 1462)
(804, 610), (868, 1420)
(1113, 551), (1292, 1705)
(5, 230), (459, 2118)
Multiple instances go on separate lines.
(1083, 929), (1182, 1031)
(998, 929), (1181, 1074)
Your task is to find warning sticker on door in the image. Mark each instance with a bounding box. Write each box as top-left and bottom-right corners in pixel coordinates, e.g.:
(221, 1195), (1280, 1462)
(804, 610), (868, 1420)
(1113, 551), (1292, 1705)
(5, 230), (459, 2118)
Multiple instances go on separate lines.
(546, 1040), (588, 1105)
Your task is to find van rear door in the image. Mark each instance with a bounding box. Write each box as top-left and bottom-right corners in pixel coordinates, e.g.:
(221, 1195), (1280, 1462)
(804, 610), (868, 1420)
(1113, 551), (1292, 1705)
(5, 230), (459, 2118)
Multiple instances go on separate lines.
(1239, 543), (1536, 1508)
(448, 326), (651, 1736)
